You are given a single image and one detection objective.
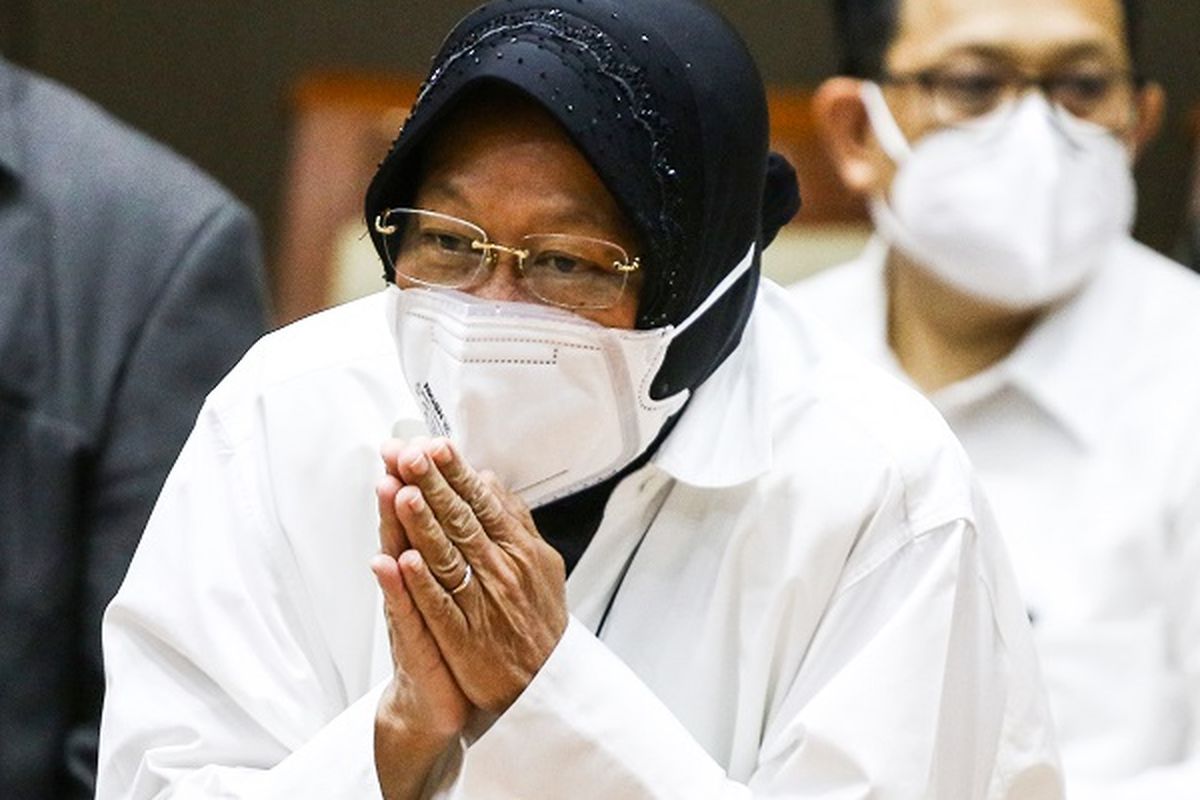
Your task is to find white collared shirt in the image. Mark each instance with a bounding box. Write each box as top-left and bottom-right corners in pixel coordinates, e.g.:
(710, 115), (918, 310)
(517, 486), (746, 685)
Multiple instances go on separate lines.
(96, 283), (1061, 799)
(791, 238), (1200, 799)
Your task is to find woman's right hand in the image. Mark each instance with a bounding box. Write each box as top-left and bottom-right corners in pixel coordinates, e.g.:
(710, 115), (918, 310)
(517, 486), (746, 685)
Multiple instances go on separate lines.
(371, 468), (472, 799)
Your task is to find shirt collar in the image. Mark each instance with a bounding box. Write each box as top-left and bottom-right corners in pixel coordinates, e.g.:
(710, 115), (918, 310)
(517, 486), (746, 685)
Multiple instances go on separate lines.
(992, 244), (1132, 448)
(0, 58), (24, 178)
(856, 239), (1131, 450)
(650, 286), (776, 488)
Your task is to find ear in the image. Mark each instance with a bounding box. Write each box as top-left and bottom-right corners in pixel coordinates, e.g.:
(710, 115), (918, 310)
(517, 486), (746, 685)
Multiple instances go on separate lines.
(812, 77), (888, 196)
(1129, 80), (1165, 159)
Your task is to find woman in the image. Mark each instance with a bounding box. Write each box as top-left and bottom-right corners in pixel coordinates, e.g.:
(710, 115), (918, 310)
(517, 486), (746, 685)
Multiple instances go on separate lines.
(97, 2), (1061, 797)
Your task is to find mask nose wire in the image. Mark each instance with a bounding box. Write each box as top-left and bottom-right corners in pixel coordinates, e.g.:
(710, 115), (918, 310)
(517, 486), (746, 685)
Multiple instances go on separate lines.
(1009, 92), (1090, 155)
(1014, 82), (1094, 151)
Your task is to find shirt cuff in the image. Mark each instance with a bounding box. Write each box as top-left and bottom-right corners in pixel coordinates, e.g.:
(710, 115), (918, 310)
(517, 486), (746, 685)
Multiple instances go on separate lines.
(460, 616), (732, 798)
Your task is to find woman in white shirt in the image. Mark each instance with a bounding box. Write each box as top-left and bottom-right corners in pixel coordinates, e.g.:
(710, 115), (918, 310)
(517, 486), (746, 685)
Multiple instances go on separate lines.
(96, 1), (1062, 797)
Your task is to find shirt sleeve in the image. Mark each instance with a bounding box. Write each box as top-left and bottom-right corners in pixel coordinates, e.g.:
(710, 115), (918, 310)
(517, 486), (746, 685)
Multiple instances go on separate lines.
(453, 517), (1063, 799)
(95, 388), (396, 800)
(71, 200), (267, 796)
(98, 381), (1061, 799)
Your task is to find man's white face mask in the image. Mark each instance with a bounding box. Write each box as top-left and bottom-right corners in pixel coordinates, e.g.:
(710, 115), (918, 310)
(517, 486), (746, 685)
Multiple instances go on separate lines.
(386, 245), (754, 508)
(861, 82), (1136, 309)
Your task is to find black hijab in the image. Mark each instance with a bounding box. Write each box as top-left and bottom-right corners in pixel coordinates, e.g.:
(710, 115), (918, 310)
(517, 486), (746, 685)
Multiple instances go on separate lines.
(365, 0), (800, 571)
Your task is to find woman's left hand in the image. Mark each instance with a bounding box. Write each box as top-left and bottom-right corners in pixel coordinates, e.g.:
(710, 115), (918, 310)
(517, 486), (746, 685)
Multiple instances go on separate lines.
(381, 437), (568, 715)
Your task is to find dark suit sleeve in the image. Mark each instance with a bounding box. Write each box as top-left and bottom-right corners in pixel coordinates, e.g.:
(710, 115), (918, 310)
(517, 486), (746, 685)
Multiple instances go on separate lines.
(1191, 217), (1200, 273)
(1190, 166), (1200, 273)
(63, 200), (268, 797)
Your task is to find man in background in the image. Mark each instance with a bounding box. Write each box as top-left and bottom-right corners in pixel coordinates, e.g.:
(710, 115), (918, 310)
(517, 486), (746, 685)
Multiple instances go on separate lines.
(0, 56), (267, 797)
(793, 0), (1200, 795)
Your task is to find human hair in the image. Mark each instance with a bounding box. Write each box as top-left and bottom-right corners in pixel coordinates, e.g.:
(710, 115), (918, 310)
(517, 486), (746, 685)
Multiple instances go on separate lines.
(832, 0), (1143, 78)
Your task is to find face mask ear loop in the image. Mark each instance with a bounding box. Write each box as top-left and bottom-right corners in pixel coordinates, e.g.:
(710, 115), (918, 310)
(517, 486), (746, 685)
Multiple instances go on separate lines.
(671, 242), (757, 338)
(861, 81), (914, 164)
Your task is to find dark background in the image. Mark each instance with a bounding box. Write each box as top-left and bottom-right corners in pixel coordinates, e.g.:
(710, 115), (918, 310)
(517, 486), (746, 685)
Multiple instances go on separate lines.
(3, 1), (1198, 272)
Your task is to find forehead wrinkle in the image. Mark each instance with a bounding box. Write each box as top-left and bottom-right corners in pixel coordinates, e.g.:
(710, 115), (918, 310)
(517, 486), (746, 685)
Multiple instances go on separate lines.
(409, 86), (644, 253)
(416, 173), (632, 241)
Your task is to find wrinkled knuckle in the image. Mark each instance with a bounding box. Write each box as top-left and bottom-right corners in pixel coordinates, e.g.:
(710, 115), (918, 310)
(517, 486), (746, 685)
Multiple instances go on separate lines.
(444, 503), (476, 536)
(448, 461), (475, 486)
(433, 542), (460, 573)
(476, 502), (507, 529)
(422, 480), (452, 506)
(469, 471), (496, 498)
(497, 538), (526, 563)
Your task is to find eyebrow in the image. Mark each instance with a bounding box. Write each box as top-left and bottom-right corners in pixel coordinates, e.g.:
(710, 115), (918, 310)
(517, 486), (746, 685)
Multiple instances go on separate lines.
(1048, 42), (1130, 68)
(937, 41), (1126, 70)
(415, 178), (469, 208)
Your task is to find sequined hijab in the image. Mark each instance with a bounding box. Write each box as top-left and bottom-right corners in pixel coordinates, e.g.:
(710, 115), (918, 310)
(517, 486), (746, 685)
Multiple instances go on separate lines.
(365, 0), (800, 571)
(366, 0), (799, 398)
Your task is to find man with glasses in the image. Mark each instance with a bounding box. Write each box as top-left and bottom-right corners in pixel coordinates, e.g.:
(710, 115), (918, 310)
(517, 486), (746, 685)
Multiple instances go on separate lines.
(792, 0), (1200, 795)
(97, 1), (1063, 797)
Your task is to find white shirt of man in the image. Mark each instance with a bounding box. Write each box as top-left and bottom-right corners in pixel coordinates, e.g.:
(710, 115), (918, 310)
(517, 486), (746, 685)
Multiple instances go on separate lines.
(792, 237), (1200, 799)
(96, 283), (1062, 799)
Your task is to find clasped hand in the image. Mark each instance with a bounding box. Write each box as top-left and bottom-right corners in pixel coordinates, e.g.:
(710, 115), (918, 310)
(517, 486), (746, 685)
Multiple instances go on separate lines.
(370, 436), (568, 764)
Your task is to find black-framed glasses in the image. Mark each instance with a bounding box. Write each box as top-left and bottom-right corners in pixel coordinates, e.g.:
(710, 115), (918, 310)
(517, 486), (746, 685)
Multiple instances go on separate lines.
(881, 65), (1139, 134)
(374, 208), (641, 311)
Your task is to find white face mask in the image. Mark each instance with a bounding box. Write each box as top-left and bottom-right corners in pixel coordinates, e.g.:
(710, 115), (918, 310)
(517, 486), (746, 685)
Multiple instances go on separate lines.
(861, 82), (1136, 309)
(386, 244), (755, 508)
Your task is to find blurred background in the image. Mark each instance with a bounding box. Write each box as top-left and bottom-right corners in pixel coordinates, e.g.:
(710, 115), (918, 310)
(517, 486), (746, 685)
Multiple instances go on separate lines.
(3, 1), (1198, 322)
